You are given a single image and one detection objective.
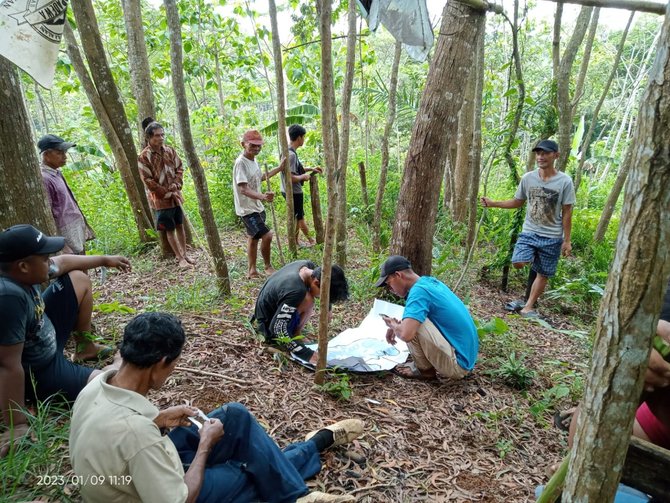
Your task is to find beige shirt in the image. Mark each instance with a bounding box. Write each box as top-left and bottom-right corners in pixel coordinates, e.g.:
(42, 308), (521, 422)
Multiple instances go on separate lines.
(69, 370), (188, 503)
(233, 154), (264, 216)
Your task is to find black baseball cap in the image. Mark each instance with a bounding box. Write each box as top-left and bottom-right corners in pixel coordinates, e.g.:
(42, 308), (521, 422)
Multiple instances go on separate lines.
(375, 255), (412, 287)
(532, 139), (559, 153)
(37, 134), (76, 153)
(0, 225), (65, 262)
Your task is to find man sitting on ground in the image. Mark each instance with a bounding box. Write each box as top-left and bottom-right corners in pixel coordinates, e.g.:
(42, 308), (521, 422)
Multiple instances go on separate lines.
(70, 312), (363, 503)
(252, 260), (349, 365)
(375, 255), (478, 380)
(0, 225), (130, 456)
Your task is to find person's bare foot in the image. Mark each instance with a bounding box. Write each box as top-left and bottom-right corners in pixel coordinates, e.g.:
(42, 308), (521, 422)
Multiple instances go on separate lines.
(264, 266), (276, 276)
(393, 363), (437, 380)
(178, 258), (192, 269)
(309, 351), (319, 365)
(247, 269), (260, 279)
(74, 342), (114, 362)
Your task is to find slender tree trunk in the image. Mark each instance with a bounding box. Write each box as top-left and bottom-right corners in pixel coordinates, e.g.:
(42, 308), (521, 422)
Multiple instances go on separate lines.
(571, 8), (600, 116)
(309, 175), (324, 244)
(358, 161), (369, 210)
(565, 10), (670, 500)
(552, 3), (563, 79)
(373, 40), (401, 253)
(594, 148), (632, 242)
(268, 0), (296, 256)
(0, 58), (57, 234)
(575, 13), (633, 192)
(70, 0), (153, 228)
(466, 23), (486, 252)
(556, 6), (593, 172)
(62, 24), (151, 243)
(335, 0), (357, 268)
(164, 0), (231, 295)
(391, 1), (485, 275)
(315, 0), (339, 386)
(213, 46), (226, 116)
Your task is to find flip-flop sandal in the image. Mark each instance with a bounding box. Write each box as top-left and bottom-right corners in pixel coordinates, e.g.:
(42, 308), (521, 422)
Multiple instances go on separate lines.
(505, 299), (526, 312)
(553, 408), (575, 432)
(392, 362), (437, 381)
(520, 310), (540, 319)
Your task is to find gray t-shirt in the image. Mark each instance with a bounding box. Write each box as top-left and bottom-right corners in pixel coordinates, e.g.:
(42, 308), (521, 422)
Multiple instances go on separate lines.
(0, 276), (57, 368)
(280, 148), (303, 195)
(515, 170), (576, 238)
(233, 154), (264, 217)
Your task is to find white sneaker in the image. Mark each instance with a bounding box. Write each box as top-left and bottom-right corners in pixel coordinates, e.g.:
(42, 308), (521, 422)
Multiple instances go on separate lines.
(305, 418), (364, 447)
(296, 491), (355, 503)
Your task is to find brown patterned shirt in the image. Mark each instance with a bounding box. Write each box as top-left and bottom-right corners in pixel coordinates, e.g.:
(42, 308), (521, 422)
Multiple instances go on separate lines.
(138, 145), (184, 210)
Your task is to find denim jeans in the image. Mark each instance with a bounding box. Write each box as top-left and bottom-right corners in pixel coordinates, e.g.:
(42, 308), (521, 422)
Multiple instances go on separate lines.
(169, 403), (321, 503)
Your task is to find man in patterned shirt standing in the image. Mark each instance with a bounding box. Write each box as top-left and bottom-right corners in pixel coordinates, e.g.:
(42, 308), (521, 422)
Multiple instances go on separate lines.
(138, 122), (194, 268)
(39, 135), (95, 254)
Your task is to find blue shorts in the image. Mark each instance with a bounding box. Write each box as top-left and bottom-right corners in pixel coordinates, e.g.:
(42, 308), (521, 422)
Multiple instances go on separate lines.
(25, 274), (93, 403)
(242, 211), (270, 240)
(511, 232), (563, 277)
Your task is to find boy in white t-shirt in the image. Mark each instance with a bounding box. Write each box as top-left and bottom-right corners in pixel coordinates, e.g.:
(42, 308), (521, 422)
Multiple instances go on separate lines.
(233, 130), (285, 278)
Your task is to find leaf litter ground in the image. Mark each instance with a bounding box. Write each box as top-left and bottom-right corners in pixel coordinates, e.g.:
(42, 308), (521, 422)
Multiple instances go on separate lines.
(45, 234), (591, 502)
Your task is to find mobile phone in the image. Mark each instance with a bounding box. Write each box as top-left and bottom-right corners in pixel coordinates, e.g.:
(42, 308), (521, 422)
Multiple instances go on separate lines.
(187, 409), (210, 430)
(379, 313), (392, 322)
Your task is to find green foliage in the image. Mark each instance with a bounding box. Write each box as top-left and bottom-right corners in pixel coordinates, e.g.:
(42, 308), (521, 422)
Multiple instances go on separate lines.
(475, 317), (510, 338)
(487, 352), (536, 390)
(94, 301), (137, 315)
(314, 369), (353, 401)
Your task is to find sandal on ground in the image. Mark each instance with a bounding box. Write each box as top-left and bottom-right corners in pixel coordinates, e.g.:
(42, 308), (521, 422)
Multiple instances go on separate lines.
(392, 362), (437, 381)
(520, 310), (540, 319)
(505, 299), (526, 312)
(553, 407), (576, 432)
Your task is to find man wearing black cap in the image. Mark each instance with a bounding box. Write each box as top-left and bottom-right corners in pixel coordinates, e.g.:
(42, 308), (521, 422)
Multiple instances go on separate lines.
(0, 225), (130, 456)
(481, 140), (575, 319)
(38, 134), (95, 255)
(376, 255), (478, 380)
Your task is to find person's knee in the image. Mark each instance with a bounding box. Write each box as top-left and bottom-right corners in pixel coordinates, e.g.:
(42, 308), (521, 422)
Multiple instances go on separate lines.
(262, 230), (273, 241)
(68, 270), (91, 299)
(513, 262), (527, 269)
(222, 402), (254, 424)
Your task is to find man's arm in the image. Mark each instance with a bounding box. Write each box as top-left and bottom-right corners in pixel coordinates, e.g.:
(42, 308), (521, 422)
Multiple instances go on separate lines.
(51, 255), (131, 275)
(480, 197), (525, 209)
(138, 159), (168, 197)
(260, 157), (287, 181)
(0, 343), (28, 457)
(385, 317), (422, 344)
(174, 152), (184, 189)
(183, 419), (224, 503)
(238, 182), (273, 202)
(561, 204), (573, 256)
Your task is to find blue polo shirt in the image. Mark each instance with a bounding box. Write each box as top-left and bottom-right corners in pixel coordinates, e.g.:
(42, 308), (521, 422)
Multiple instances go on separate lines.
(403, 276), (478, 370)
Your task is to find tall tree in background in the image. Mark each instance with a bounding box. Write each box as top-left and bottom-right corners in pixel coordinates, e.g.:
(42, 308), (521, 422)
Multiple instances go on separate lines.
(335, 0), (357, 267)
(373, 40), (402, 253)
(62, 24), (152, 244)
(315, 0), (340, 386)
(268, 0), (296, 256)
(0, 58), (57, 234)
(565, 7), (670, 499)
(70, 0), (153, 233)
(164, 0), (231, 295)
(390, 0), (486, 275)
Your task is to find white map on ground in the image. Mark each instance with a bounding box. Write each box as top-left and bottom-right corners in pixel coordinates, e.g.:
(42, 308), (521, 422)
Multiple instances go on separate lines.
(305, 299), (409, 372)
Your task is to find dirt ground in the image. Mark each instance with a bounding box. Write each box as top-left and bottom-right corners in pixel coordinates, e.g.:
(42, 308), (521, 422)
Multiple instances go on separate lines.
(65, 234), (589, 502)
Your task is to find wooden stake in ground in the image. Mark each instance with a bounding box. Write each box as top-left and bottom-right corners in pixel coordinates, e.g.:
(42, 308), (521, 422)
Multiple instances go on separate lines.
(263, 163), (285, 265)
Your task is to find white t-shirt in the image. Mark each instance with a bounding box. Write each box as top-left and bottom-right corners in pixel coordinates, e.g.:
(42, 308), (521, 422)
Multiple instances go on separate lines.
(233, 154), (264, 216)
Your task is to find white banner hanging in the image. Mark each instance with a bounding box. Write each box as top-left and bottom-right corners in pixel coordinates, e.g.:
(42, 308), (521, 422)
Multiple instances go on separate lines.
(0, 0), (69, 89)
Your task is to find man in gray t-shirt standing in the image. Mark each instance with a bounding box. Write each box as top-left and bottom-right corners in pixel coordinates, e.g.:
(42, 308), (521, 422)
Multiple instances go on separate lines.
(481, 140), (576, 318)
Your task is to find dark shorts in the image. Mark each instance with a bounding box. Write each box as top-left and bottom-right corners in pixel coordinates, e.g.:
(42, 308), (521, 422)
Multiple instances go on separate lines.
(26, 273), (93, 402)
(242, 211), (270, 240)
(156, 206), (184, 232)
(282, 192), (305, 220)
(661, 278), (670, 322)
(511, 232), (563, 277)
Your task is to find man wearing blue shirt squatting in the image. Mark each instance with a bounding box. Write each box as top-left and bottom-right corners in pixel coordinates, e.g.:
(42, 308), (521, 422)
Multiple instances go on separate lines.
(376, 255), (479, 380)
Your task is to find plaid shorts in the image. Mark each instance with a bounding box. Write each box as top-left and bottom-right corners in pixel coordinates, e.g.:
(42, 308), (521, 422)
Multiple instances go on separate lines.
(512, 232), (563, 277)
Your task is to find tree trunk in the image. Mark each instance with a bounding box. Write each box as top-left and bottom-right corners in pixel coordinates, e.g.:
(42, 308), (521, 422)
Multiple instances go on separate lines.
(268, 0), (296, 256)
(593, 148), (632, 243)
(335, 0), (357, 268)
(372, 40), (401, 253)
(164, 0), (231, 295)
(466, 22), (486, 252)
(451, 52), (478, 224)
(315, 0), (339, 386)
(0, 58), (57, 234)
(358, 161), (369, 211)
(564, 10), (670, 500)
(62, 24), (151, 243)
(121, 0), (156, 141)
(309, 175), (324, 244)
(70, 0), (153, 227)
(390, 0), (485, 275)
(552, 3), (562, 78)
(571, 8), (600, 116)
(575, 13), (633, 192)
(556, 6), (593, 172)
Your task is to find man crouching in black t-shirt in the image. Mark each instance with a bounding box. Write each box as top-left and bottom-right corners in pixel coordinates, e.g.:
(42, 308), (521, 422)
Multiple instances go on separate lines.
(252, 260), (349, 364)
